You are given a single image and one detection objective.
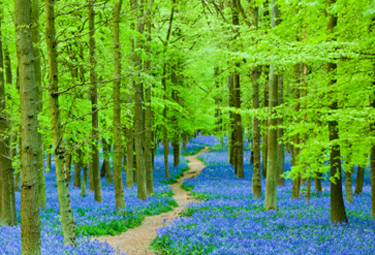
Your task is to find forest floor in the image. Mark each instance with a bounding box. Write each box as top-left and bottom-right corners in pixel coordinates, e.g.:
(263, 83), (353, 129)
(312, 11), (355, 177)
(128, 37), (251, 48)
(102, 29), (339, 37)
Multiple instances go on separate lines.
(96, 148), (209, 255)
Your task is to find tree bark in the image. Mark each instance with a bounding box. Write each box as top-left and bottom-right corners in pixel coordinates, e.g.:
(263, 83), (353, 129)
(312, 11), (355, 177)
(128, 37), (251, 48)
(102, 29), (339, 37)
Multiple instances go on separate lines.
(354, 165), (365, 195)
(45, 0), (76, 244)
(327, 0), (347, 224)
(264, 64), (278, 210)
(47, 144), (52, 172)
(88, 0), (102, 203)
(344, 144), (353, 203)
(277, 76), (284, 186)
(133, 0), (147, 200)
(292, 63), (301, 199)
(112, 0), (126, 210)
(31, 0), (46, 210)
(0, 12), (16, 227)
(74, 149), (82, 188)
(14, 0), (42, 252)
(80, 164), (88, 198)
(144, 0), (154, 196)
(252, 67), (262, 198)
(262, 80), (269, 179)
(264, 0), (280, 211)
(102, 138), (113, 185)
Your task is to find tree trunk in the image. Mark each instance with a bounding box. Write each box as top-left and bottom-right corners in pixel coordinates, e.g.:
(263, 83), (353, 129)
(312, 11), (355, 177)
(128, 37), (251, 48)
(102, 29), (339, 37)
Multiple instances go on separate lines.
(102, 139), (113, 185)
(292, 63), (301, 199)
(344, 146), (353, 203)
(231, 2), (243, 178)
(233, 69), (244, 178)
(133, 0), (147, 200)
(14, 0), (42, 252)
(262, 79), (269, 179)
(0, 13), (17, 227)
(327, 0), (347, 224)
(45, 0), (76, 244)
(163, 66), (170, 179)
(277, 76), (284, 186)
(112, 0), (126, 210)
(144, 0), (154, 197)
(228, 74), (236, 168)
(31, 0), (46, 210)
(354, 165), (365, 195)
(252, 66), (262, 199)
(80, 164), (88, 198)
(88, 0), (102, 203)
(47, 144), (52, 172)
(74, 149), (82, 188)
(264, 63), (278, 210)
(264, 0), (280, 211)
(315, 171), (323, 192)
(126, 126), (134, 188)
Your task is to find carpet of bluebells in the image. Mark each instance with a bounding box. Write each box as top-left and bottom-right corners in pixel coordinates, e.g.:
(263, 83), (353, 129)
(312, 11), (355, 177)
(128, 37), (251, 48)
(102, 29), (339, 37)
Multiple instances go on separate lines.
(0, 137), (209, 255)
(151, 136), (375, 255)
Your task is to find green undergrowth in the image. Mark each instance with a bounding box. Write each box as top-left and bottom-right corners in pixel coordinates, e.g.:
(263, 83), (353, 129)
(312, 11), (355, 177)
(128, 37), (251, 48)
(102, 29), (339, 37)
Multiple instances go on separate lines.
(159, 166), (190, 185)
(76, 211), (144, 236)
(76, 191), (178, 237)
(181, 146), (205, 156)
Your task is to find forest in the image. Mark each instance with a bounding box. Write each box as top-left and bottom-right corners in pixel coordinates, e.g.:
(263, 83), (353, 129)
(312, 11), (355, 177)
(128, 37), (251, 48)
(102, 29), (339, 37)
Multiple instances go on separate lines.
(0, 0), (375, 254)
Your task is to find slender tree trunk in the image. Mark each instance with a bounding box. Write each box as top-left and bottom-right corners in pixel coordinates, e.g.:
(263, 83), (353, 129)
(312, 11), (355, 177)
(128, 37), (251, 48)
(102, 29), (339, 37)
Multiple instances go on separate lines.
(252, 67), (262, 198)
(144, 0), (154, 196)
(45, 0), (76, 244)
(163, 66), (170, 179)
(126, 126), (134, 188)
(47, 144), (52, 172)
(80, 164), (88, 198)
(74, 149), (82, 188)
(231, 1), (244, 178)
(292, 63), (301, 199)
(277, 76), (284, 186)
(112, 0), (126, 210)
(228, 74), (236, 168)
(30, 0), (46, 209)
(88, 0), (102, 203)
(133, 0), (147, 200)
(264, 0), (279, 211)
(315, 172), (323, 192)
(355, 165), (365, 195)
(370, 19), (375, 219)
(234, 69), (244, 178)
(0, 13), (16, 227)
(65, 139), (72, 183)
(327, 0), (347, 223)
(264, 64), (278, 210)
(102, 139), (113, 185)
(344, 144), (353, 203)
(14, 0), (42, 252)
(262, 81), (269, 179)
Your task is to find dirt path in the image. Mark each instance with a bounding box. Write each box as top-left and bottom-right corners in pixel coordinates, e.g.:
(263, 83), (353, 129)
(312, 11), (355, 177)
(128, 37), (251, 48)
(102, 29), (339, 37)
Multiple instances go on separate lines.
(97, 148), (209, 255)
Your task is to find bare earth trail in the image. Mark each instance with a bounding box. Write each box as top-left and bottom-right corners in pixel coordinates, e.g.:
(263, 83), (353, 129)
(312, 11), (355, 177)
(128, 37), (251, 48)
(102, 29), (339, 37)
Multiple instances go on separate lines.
(97, 148), (209, 255)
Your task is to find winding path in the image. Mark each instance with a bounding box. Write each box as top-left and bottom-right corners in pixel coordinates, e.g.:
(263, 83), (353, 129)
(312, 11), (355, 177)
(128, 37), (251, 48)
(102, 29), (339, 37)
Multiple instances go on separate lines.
(97, 148), (209, 255)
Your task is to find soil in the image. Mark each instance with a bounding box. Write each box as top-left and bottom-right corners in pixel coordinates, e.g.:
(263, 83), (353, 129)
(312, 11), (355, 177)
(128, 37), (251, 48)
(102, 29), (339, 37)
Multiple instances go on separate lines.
(97, 148), (209, 255)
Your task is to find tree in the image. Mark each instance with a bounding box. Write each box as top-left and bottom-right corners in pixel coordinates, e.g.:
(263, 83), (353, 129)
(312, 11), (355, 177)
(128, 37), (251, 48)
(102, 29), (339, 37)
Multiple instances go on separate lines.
(112, 0), (126, 210)
(0, 7), (16, 227)
(327, 0), (347, 223)
(45, 0), (76, 244)
(264, 0), (280, 211)
(14, 0), (41, 252)
(88, 0), (103, 202)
